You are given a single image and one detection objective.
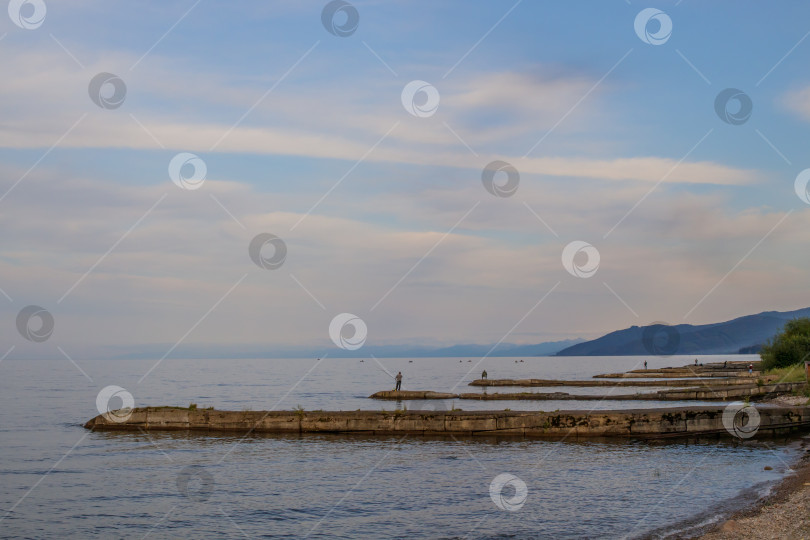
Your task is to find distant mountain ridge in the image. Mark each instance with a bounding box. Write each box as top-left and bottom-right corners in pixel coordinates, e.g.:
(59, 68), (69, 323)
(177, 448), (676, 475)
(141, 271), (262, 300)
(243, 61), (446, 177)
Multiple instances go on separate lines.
(109, 338), (585, 360)
(106, 307), (810, 360)
(555, 307), (810, 356)
(324, 339), (585, 358)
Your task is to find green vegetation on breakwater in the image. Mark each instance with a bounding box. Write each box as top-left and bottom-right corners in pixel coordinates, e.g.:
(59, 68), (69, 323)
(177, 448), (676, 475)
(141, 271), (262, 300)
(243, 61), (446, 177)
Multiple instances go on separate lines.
(760, 317), (810, 370)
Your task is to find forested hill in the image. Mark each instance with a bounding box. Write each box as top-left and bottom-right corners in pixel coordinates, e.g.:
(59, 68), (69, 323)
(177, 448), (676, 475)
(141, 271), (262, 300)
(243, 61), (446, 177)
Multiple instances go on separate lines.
(555, 307), (810, 356)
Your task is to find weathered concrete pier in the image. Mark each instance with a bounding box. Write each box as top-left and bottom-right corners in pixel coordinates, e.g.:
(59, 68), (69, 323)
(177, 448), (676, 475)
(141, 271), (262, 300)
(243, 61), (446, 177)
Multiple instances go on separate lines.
(84, 406), (810, 439)
(468, 378), (756, 388)
(370, 382), (806, 402)
(594, 361), (760, 379)
(86, 361), (808, 440)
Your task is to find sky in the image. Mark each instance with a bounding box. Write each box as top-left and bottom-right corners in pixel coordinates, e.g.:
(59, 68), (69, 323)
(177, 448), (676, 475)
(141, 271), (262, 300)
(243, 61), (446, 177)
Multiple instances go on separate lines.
(2, 0), (810, 360)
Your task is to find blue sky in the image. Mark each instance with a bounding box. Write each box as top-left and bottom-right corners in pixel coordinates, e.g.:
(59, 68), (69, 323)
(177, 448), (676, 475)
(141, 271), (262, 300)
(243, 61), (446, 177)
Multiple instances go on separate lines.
(1, 0), (809, 359)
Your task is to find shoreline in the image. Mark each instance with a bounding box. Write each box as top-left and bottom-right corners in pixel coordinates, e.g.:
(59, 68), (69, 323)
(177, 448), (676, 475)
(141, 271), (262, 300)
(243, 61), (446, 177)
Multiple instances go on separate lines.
(698, 433), (810, 539)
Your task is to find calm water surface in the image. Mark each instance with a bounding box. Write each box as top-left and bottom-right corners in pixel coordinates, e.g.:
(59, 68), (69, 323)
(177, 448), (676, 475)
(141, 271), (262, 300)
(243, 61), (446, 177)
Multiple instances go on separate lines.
(0, 354), (802, 539)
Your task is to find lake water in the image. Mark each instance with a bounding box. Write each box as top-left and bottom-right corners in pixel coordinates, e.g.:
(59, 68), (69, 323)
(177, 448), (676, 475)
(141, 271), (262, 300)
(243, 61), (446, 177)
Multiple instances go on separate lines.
(0, 354), (803, 539)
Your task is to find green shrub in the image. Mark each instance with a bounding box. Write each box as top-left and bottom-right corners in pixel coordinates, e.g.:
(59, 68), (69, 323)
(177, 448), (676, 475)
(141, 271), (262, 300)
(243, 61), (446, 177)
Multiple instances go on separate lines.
(760, 318), (810, 370)
(764, 364), (807, 382)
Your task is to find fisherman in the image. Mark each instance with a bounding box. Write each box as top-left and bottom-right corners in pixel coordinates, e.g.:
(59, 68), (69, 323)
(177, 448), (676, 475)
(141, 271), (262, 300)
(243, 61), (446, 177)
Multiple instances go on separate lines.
(395, 371), (402, 391)
(482, 370), (488, 379)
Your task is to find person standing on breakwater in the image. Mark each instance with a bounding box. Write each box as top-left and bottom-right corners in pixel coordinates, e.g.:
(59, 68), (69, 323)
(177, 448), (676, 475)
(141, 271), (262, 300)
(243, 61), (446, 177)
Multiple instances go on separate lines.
(395, 371), (402, 391)
(482, 370), (487, 379)
(643, 361), (647, 370)
(748, 363), (753, 375)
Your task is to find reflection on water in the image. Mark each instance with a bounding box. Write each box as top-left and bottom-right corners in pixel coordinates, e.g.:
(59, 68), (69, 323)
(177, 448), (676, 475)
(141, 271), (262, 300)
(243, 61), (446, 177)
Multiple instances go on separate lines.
(0, 354), (799, 539)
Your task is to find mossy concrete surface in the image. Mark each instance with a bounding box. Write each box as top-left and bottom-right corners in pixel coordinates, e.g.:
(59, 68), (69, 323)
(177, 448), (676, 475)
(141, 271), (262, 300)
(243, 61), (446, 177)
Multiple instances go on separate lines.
(84, 406), (810, 440)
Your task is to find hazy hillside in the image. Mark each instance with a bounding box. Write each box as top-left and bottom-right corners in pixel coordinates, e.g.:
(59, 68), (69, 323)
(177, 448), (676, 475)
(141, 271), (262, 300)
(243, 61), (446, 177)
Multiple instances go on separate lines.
(555, 307), (810, 356)
(324, 338), (585, 358)
(112, 338), (585, 360)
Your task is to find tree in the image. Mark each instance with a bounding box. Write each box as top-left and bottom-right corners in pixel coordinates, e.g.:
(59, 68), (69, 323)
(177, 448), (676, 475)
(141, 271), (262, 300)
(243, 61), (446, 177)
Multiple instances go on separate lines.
(760, 318), (810, 370)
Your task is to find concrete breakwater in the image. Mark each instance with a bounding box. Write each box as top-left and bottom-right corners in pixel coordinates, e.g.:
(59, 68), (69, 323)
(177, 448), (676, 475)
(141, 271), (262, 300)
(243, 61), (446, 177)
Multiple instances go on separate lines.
(84, 406), (810, 439)
(595, 362), (760, 379)
(370, 382), (807, 402)
(468, 378), (756, 388)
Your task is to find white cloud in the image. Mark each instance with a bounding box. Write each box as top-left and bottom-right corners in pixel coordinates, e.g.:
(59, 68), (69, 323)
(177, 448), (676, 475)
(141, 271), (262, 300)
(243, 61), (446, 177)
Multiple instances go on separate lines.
(780, 85), (810, 121)
(0, 48), (759, 186)
(0, 166), (805, 359)
(0, 24), (802, 361)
